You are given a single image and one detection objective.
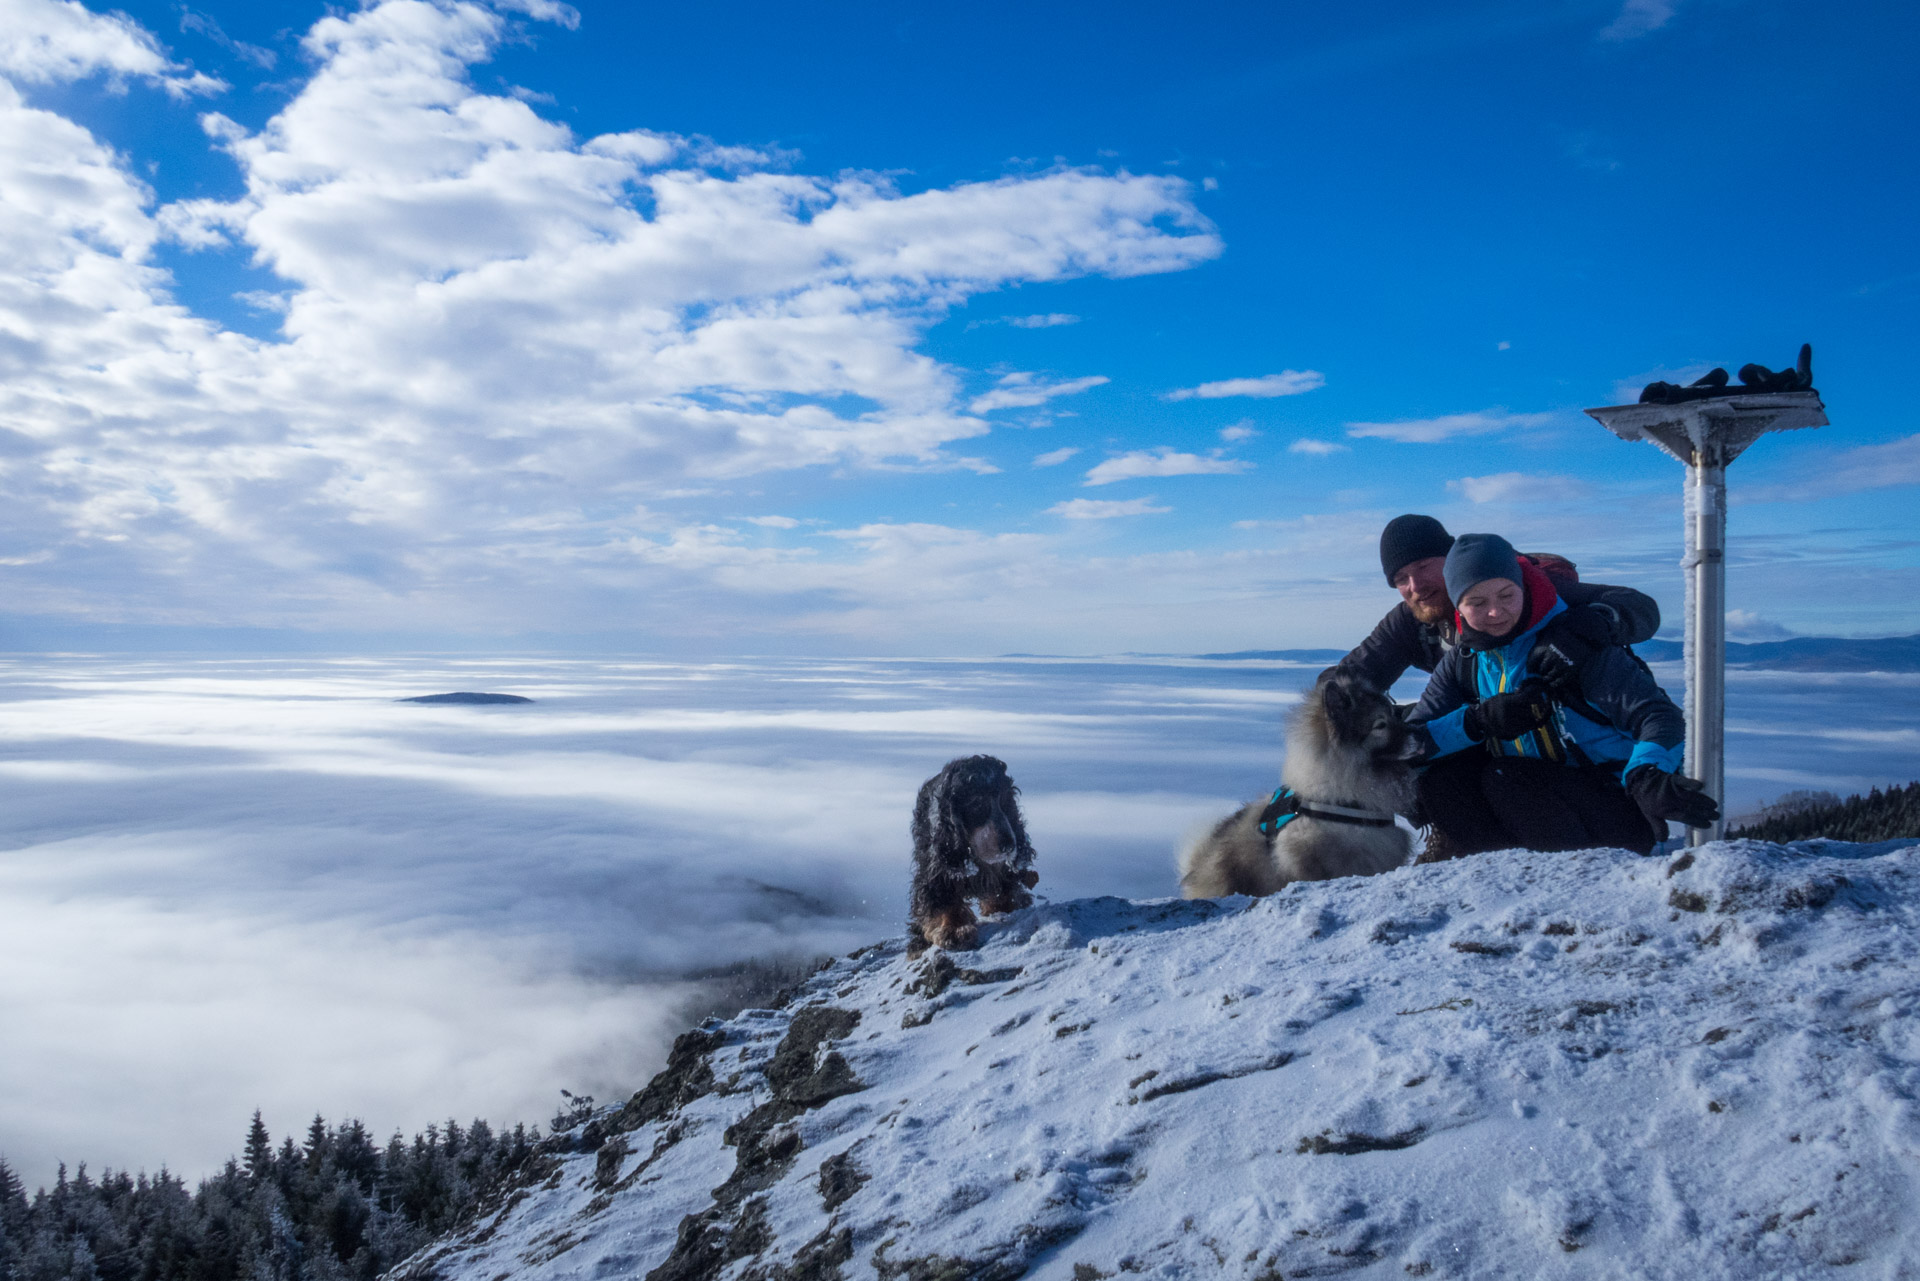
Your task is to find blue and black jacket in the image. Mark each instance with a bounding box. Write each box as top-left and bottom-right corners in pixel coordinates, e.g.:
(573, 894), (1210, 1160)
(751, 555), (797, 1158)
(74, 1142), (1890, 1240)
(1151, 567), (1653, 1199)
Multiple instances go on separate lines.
(1410, 559), (1685, 780)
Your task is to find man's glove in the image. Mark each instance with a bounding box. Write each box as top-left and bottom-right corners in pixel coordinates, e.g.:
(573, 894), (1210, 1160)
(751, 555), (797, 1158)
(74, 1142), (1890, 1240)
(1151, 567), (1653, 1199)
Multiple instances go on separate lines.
(1626, 766), (1720, 829)
(1464, 683), (1557, 741)
(1533, 604), (1620, 690)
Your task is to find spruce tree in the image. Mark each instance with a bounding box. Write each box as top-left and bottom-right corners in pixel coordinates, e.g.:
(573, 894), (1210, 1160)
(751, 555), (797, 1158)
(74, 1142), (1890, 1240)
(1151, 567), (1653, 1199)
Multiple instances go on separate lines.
(242, 1116), (272, 1187)
(0, 1157), (25, 1281)
(302, 1119), (329, 1172)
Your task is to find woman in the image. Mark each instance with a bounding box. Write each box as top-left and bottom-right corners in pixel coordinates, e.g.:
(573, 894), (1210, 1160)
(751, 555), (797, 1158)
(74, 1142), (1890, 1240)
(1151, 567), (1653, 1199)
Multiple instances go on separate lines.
(1410, 533), (1718, 855)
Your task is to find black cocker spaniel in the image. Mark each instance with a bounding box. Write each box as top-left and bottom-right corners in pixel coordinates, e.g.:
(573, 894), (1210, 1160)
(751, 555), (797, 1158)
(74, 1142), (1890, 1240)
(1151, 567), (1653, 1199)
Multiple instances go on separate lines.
(908, 755), (1038, 954)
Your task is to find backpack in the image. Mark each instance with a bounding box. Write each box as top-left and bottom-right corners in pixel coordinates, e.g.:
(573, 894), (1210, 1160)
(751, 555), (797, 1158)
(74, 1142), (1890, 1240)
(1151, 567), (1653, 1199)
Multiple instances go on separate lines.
(1523, 552), (1580, 588)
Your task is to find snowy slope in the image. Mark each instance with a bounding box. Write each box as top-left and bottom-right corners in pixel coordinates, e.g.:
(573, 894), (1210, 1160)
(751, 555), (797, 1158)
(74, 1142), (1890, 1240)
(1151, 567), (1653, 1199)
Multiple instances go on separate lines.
(397, 839), (1920, 1280)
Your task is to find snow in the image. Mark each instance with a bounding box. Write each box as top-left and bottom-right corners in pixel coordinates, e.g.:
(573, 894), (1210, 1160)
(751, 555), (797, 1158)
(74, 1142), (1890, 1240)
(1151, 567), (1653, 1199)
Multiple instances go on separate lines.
(402, 837), (1920, 1280)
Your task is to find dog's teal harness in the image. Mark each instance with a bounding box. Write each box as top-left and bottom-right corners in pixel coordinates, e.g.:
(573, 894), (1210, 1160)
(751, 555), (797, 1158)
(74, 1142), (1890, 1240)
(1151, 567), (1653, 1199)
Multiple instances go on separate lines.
(1257, 786), (1398, 837)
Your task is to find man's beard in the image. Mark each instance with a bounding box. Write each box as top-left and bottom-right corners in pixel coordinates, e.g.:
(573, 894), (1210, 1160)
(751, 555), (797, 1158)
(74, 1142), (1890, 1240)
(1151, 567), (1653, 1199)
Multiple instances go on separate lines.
(1408, 595), (1451, 625)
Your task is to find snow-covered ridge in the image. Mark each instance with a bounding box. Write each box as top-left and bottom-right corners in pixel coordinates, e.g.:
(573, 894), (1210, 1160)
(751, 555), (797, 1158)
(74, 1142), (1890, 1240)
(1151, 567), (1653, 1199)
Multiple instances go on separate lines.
(399, 839), (1920, 1280)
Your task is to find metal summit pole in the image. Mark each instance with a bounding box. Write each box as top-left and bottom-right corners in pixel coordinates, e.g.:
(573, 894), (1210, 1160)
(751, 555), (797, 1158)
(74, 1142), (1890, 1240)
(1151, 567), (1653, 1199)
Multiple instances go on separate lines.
(1585, 345), (1827, 846)
(1685, 450), (1727, 842)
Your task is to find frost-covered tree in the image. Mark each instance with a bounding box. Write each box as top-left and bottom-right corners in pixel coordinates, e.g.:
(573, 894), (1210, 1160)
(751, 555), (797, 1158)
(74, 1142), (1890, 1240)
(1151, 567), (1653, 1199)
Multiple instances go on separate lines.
(8, 1111), (543, 1281)
(1733, 779), (1920, 843)
(241, 1117), (272, 1188)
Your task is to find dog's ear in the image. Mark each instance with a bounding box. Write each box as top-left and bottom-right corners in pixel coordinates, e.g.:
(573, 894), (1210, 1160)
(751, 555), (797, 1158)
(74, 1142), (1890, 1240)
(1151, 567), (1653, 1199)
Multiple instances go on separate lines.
(1321, 677), (1370, 744)
(1321, 677), (1353, 722)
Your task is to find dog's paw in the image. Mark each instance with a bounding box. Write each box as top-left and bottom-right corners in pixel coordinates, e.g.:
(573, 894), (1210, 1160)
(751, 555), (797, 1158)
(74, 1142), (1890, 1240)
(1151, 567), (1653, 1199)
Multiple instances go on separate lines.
(939, 922), (980, 951)
(979, 884), (1032, 917)
(1018, 869), (1039, 889)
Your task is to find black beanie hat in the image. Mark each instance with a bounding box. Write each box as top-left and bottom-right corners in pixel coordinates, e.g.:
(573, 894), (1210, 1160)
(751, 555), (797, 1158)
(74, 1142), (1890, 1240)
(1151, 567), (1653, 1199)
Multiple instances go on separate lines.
(1379, 514), (1455, 583)
(1443, 533), (1523, 604)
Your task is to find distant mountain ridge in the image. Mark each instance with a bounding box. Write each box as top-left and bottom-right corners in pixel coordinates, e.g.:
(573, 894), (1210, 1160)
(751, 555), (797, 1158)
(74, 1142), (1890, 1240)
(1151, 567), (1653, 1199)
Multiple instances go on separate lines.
(1632, 633), (1920, 672)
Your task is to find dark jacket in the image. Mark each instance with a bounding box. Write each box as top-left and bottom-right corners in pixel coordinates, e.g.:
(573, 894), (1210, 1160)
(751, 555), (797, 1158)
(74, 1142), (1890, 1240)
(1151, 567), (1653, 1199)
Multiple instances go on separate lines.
(1410, 560), (1685, 780)
(1335, 569), (1661, 692)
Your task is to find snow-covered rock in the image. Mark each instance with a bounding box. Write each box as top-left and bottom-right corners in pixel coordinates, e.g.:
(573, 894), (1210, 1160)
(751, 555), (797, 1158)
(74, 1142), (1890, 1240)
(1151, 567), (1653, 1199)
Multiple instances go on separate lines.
(398, 839), (1920, 1280)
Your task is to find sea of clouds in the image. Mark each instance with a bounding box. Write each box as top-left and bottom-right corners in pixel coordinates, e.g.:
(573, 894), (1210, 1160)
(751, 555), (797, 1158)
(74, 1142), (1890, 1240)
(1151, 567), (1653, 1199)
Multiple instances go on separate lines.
(3, 652), (1918, 1189)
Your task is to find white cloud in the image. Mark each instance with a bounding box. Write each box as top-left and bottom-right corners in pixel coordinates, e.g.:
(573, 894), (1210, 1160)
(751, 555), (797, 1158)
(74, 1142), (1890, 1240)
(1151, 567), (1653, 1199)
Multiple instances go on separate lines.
(1033, 446), (1080, 467)
(0, 0), (1220, 636)
(1047, 497), (1170, 519)
(1447, 472), (1588, 504)
(969, 373), (1110, 413)
(1166, 370), (1325, 401)
(1345, 409), (1553, 444)
(497, 0), (583, 27)
(1287, 438), (1346, 455)
(1083, 448), (1252, 486)
(974, 312), (1080, 329)
(233, 288), (291, 313)
(1219, 422), (1258, 442)
(1725, 609), (1795, 641)
(741, 515), (799, 528)
(0, 0), (222, 95)
(178, 8), (277, 71)
(1743, 433), (1920, 502)
(1608, 363), (1716, 406)
(1599, 0), (1676, 41)
(532, 510), (1410, 654)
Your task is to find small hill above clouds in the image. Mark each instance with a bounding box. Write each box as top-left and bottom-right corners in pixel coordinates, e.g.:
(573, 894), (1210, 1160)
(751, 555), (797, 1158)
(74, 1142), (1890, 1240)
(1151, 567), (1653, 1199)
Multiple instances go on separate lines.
(397, 841), (1920, 1281)
(397, 692), (535, 704)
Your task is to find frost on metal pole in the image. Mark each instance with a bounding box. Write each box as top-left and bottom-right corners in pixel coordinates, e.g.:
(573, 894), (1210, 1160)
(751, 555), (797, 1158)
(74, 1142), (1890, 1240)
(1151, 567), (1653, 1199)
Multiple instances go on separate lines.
(1585, 346), (1827, 846)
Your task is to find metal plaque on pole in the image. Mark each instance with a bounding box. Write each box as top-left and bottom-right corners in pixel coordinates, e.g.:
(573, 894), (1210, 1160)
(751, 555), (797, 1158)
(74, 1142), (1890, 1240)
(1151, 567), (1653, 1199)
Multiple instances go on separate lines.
(1585, 350), (1827, 845)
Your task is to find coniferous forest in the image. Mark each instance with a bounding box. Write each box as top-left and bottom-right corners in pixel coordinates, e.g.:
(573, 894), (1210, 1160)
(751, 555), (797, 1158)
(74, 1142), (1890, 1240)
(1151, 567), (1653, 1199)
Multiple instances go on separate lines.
(1731, 780), (1920, 844)
(0, 1111), (550, 1281)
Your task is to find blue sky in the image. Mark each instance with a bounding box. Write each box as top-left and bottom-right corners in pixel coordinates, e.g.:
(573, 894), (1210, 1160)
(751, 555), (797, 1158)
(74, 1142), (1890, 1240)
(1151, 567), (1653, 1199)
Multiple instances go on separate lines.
(0, 0), (1915, 653)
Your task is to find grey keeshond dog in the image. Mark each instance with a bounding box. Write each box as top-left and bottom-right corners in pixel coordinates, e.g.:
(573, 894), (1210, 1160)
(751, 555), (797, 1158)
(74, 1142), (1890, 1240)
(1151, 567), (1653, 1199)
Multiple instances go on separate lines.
(1179, 673), (1422, 897)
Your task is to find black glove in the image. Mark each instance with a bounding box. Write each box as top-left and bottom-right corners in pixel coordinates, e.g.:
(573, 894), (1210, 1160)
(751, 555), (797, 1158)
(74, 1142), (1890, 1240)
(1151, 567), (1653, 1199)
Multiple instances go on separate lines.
(1626, 766), (1720, 829)
(1465, 683), (1557, 741)
(1533, 604), (1619, 690)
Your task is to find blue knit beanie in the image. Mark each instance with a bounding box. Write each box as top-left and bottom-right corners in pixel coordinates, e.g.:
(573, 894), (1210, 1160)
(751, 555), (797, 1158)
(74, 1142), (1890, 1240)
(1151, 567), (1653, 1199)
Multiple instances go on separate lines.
(1443, 533), (1522, 604)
